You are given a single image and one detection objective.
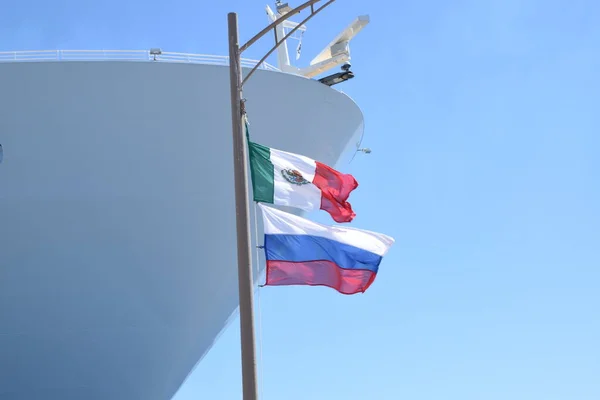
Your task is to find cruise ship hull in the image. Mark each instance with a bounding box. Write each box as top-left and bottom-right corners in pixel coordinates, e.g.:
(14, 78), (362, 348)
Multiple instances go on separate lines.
(0, 61), (364, 399)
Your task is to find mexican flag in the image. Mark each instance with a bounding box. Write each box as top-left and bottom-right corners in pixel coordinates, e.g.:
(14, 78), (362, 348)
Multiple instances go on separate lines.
(248, 141), (358, 223)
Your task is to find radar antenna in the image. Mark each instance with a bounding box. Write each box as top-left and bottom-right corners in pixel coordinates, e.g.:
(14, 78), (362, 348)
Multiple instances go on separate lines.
(265, 2), (369, 79)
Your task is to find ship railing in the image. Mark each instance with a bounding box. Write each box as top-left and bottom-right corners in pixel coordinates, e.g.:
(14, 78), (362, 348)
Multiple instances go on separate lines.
(0, 49), (279, 71)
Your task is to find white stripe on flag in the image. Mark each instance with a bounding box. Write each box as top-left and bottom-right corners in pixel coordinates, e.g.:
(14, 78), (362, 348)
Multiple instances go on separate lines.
(259, 203), (395, 257)
(270, 147), (321, 210)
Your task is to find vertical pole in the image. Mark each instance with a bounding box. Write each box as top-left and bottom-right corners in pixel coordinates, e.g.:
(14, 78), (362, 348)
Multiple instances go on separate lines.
(227, 12), (259, 400)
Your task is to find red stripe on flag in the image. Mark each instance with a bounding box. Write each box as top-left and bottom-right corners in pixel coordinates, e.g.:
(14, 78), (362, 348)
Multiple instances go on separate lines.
(312, 161), (358, 223)
(265, 260), (377, 295)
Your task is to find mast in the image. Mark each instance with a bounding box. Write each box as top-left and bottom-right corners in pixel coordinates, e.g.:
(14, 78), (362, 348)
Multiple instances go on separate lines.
(228, 4), (338, 399)
(265, 2), (370, 83)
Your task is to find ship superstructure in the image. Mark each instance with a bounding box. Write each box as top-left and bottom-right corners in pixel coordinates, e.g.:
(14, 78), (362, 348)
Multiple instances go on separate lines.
(0, 4), (369, 399)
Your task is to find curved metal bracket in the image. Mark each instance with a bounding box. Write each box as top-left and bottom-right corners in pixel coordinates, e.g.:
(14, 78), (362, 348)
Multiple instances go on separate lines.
(240, 0), (336, 87)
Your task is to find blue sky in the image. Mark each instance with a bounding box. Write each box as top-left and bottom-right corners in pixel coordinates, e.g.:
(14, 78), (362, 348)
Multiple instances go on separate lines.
(3, 0), (599, 399)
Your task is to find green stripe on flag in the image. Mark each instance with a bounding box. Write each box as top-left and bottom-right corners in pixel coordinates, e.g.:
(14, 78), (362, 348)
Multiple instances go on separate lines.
(248, 141), (274, 204)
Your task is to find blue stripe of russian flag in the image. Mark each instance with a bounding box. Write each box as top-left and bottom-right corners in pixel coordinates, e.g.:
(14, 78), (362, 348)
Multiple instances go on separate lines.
(258, 203), (394, 294)
(264, 234), (382, 273)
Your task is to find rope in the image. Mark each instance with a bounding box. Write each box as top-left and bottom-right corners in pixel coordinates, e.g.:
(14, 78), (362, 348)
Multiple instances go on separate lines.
(246, 115), (265, 398)
(253, 201), (265, 399)
(244, 113), (250, 141)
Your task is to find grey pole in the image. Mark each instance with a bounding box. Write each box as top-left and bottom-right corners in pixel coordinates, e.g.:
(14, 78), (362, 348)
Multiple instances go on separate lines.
(227, 12), (259, 400)
(227, 3), (336, 398)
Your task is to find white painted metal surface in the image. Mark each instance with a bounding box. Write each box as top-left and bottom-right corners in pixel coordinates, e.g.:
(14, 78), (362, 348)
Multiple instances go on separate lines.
(0, 60), (363, 399)
(265, 5), (369, 78)
(0, 50), (279, 71)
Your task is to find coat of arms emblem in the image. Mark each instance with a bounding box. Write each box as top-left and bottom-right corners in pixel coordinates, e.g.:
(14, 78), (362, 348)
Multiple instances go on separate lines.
(281, 168), (310, 185)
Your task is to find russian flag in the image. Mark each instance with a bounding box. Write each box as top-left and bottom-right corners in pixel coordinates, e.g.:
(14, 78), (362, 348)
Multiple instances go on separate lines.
(259, 203), (395, 295)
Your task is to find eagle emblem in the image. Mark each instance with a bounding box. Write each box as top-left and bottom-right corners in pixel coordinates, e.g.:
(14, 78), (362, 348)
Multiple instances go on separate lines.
(281, 168), (310, 185)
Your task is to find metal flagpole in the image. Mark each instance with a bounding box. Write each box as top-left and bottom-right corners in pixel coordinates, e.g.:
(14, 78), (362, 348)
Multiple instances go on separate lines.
(227, 2), (336, 399)
(228, 12), (259, 400)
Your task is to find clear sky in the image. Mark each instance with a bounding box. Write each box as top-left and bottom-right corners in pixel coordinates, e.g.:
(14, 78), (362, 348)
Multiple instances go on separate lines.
(3, 0), (599, 399)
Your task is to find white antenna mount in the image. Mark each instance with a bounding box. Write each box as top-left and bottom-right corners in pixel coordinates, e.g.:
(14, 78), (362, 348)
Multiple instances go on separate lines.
(265, 3), (369, 79)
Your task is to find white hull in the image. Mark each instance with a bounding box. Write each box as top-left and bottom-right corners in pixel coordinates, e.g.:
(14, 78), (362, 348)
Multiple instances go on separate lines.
(0, 61), (363, 399)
